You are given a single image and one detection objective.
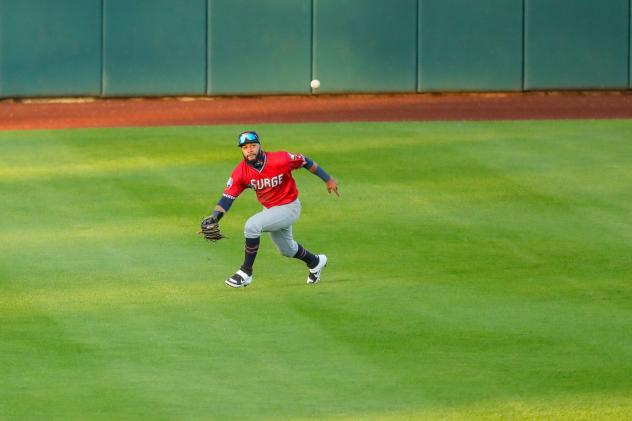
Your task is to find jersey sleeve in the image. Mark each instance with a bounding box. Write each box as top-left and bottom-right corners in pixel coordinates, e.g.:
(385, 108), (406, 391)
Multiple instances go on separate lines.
(284, 151), (308, 171)
(223, 166), (248, 199)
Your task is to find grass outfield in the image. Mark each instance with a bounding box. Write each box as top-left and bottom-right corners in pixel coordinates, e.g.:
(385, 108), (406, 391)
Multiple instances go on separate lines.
(1, 120), (632, 420)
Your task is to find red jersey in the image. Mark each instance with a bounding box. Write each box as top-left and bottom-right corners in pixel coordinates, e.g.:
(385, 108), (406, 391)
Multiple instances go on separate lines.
(223, 151), (307, 208)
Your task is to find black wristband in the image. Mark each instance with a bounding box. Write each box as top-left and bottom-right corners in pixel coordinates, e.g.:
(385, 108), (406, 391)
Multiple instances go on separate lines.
(314, 165), (331, 182)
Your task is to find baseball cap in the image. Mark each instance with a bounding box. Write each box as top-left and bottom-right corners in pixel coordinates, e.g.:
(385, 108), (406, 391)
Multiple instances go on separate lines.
(238, 131), (260, 147)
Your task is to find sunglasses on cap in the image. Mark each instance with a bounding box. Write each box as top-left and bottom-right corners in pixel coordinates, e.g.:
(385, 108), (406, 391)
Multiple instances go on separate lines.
(238, 131), (260, 146)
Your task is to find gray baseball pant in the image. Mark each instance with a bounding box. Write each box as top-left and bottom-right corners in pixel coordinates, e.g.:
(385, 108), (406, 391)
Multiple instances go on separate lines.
(244, 198), (301, 257)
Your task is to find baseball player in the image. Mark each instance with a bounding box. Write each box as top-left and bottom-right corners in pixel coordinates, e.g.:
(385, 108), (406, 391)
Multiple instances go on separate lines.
(205, 131), (339, 288)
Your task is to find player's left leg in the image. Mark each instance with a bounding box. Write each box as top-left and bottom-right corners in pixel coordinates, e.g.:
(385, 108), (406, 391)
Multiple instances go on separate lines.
(269, 226), (328, 285)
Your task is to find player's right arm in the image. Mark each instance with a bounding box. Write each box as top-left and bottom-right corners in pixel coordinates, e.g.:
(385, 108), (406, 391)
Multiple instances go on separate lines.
(209, 169), (247, 222)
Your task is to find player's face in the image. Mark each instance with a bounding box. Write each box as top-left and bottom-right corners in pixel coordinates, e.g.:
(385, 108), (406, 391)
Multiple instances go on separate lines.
(241, 143), (260, 162)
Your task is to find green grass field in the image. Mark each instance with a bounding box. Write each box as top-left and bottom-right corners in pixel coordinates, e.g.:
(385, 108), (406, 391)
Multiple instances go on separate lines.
(1, 120), (632, 420)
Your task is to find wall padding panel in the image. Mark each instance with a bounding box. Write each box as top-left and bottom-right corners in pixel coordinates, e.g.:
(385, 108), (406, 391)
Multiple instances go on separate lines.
(419, 0), (523, 92)
(103, 0), (206, 96)
(313, 0), (417, 93)
(208, 0), (311, 95)
(0, 0), (101, 97)
(525, 0), (630, 89)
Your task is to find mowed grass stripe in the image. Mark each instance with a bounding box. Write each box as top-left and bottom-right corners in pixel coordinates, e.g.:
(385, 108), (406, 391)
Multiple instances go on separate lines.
(1, 120), (631, 420)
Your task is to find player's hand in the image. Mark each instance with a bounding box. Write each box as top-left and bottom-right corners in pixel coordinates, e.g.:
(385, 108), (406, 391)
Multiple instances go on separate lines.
(197, 214), (218, 234)
(204, 214), (219, 225)
(326, 178), (339, 196)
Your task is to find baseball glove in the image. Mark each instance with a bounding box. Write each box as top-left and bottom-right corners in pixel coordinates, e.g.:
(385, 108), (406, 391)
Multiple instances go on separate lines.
(199, 215), (225, 243)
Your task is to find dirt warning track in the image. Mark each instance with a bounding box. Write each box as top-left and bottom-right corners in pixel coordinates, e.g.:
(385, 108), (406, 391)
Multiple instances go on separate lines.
(1, 92), (632, 131)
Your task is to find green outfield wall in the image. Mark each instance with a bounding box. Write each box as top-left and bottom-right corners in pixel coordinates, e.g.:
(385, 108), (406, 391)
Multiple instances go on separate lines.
(0, 0), (630, 97)
(0, 0), (102, 97)
(419, 0), (523, 92)
(103, 0), (206, 96)
(208, 0), (311, 95)
(524, 0), (630, 90)
(313, 0), (417, 93)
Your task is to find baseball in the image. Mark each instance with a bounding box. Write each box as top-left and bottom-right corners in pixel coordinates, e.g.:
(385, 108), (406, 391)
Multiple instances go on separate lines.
(310, 79), (320, 89)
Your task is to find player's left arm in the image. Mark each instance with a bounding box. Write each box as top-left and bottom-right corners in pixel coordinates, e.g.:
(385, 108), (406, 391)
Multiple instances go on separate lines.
(303, 156), (339, 197)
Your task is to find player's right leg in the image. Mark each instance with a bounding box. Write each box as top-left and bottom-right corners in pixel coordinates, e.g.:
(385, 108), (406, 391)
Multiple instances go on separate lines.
(226, 220), (260, 288)
(225, 269), (252, 288)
